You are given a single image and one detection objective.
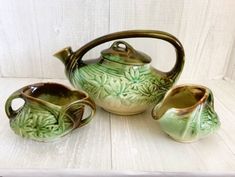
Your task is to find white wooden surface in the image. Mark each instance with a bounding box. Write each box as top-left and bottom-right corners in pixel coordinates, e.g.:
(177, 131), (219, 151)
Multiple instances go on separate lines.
(0, 0), (235, 80)
(226, 43), (235, 81)
(0, 78), (235, 176)
(0, 0), (110, 78)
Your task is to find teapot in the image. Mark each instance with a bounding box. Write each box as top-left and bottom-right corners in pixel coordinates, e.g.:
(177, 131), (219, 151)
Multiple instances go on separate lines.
(54, 30), (185, 115)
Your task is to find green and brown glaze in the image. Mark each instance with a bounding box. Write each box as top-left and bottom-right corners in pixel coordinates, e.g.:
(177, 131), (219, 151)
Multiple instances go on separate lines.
(54, 30), (185, 115)
(5, 83), (96, 141)
(152, 84), (220, 142)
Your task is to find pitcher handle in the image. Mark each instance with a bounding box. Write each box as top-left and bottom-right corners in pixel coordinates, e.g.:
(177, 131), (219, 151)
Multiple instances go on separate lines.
(205, 87), (215, 108)
(69, 30), (185, 80)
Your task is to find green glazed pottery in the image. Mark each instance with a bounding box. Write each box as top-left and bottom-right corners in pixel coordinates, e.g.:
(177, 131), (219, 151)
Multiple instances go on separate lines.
(152, 84), (220, 142)
(54, 30), (185, 115)
(5, 83), (96, 142)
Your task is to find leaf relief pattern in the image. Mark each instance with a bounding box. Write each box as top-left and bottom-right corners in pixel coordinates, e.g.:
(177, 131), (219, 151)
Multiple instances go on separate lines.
(71, 65), (174, 106)
(10, 104), (73, 141)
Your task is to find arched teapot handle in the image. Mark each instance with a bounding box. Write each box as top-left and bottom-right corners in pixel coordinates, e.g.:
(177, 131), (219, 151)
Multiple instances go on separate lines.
(69, 30), (185, 80)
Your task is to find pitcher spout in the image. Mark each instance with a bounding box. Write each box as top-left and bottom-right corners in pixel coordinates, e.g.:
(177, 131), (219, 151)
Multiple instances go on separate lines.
(54, 47), (73, 65)
(152, 103), (166, 120)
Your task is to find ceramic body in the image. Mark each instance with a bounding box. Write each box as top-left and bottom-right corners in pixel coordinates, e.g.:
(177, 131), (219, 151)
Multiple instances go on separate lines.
(54, 30), (185, 115)
(70, 60), (174, 115)
(5, 83), (96, 141)
(152, 84), (220, 142)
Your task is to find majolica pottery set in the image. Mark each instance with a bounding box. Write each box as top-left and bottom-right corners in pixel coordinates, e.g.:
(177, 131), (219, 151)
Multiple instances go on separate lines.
(5, 30), (220, 142)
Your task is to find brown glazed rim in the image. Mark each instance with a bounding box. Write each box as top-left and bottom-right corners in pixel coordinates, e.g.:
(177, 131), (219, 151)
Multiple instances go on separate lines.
(19, 82), (90, 107)
(162, 84), (210, 114)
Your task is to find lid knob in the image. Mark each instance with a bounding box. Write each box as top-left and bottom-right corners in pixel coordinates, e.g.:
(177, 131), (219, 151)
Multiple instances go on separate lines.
(101, 40), (151, 66)
(111, 41), (134, 53)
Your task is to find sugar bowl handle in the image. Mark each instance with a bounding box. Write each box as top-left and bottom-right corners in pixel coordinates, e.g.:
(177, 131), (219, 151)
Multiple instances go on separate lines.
(62, 99), (96, 128)
(5, 89), (25, 119)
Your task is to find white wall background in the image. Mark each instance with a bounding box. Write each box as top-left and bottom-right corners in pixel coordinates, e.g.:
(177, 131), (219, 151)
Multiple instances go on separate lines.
(0, 0), (235, 81)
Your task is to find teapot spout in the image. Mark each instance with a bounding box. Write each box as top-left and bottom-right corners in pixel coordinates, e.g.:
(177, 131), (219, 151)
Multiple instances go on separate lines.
(54, 47), (73, 65)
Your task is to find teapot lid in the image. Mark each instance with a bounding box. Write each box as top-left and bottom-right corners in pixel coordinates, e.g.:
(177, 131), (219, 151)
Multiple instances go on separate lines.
(101, 41), (151, 65)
